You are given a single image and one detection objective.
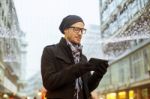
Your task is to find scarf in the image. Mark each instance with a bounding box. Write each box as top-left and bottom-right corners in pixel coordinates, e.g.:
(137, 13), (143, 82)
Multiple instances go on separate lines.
(66, 40), (83, 99)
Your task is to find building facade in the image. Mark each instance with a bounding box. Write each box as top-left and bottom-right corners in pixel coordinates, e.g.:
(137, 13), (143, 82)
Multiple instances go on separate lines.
(0, 0), (27, 98)
(97, 0), (150, 99)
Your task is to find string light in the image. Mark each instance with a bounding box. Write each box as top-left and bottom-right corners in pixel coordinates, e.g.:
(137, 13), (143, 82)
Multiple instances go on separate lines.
(102, 4), (150, 58)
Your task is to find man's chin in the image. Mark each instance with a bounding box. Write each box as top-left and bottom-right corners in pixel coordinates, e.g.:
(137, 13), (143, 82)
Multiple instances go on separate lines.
(72, 41), (80, 45)
(75, 41), (81, 44)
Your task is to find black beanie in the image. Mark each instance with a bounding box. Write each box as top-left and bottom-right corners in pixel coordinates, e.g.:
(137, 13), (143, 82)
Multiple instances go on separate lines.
(59, 15), (84, 34)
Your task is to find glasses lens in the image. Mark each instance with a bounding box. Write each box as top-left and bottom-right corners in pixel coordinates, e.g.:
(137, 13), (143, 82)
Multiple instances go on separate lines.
(70, 27), (86, 34)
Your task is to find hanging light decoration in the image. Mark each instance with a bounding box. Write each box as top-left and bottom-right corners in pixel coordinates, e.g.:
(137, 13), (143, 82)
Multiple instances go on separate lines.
(102, 5), (150, 58)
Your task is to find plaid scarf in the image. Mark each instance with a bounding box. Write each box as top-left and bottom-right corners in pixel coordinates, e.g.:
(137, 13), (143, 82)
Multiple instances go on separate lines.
(66, 40), (83, 99)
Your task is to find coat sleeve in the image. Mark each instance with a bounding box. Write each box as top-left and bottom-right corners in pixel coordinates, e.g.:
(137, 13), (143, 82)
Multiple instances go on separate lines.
(41, 46), (92, 91)
(87, 72), (104, 92)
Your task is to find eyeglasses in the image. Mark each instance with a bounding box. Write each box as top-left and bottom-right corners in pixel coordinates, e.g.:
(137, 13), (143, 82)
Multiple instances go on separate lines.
(69, 27), (86, 34)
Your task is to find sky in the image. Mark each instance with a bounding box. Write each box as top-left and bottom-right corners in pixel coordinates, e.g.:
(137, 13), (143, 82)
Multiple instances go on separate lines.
(13, 0), (100, 79)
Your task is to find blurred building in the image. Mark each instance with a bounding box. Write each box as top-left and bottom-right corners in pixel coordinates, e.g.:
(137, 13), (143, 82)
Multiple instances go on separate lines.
(82, 24), (104, 60)
(21, 71), (43, 99)
(0, 0), (27, 98)
(97, 0), (150, 99)
(17, 30), (28, 97)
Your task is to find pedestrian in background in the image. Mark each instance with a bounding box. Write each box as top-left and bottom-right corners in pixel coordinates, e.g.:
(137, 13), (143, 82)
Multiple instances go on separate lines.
(41, 15), (109, 99)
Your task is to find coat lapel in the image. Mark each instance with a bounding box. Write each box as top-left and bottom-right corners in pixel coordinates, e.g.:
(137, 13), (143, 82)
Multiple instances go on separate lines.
(54, 37), (74, 64)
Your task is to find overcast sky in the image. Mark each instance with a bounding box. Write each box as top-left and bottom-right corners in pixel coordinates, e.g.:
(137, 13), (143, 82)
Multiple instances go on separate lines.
(13, 0), (100, 79)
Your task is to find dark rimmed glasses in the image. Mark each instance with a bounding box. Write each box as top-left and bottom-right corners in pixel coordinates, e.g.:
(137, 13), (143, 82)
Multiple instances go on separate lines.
(69, 27), (86, 34)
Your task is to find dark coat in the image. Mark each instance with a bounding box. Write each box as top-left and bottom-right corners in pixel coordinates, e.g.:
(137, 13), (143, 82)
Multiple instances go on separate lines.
(41, 37), (103, 99)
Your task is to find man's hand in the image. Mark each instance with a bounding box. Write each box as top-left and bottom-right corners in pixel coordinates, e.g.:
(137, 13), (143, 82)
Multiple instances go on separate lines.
(88, 58), (109, 75)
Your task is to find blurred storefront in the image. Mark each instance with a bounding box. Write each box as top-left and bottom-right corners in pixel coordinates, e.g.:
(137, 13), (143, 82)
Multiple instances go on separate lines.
(99, 86), (150, 99)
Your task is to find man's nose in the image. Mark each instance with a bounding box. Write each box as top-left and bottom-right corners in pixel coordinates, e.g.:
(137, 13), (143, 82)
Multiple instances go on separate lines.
(78, 30), (82, 35)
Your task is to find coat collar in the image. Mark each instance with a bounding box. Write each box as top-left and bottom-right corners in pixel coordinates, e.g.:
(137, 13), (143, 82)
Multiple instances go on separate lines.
(55, 37), (74, 64)
(55, 37), (87, 64)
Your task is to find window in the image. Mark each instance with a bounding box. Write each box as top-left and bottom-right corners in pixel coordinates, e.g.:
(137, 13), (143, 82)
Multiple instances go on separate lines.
(143, 46), (150, 74)
(7, 22), (11, 29)
(0, 2), (1, 7)
(119, 68), (125, 83)
(2, 10), (4, 20)
(131, 51), (144, 80)
(0, 66), (4, 81)
(6, 0), (9, 4)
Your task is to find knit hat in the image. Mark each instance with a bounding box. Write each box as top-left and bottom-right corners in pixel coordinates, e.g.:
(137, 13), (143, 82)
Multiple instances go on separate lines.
(59, 15), (84, 34)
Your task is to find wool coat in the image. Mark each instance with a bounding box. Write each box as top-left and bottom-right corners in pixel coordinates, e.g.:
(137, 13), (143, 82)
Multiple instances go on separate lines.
(41, 37), (103, 99)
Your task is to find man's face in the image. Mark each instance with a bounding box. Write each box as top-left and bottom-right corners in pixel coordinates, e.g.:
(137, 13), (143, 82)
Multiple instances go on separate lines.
(64, 22), (86, 44)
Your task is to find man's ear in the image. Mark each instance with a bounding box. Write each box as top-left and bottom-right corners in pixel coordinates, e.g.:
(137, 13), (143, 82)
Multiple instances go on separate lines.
(64, 28), (69, 36)
(64, 29), (68, 34)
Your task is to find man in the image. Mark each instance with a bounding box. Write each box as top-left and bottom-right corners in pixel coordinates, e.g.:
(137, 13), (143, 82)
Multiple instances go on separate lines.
(41, 15), (109, 99)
